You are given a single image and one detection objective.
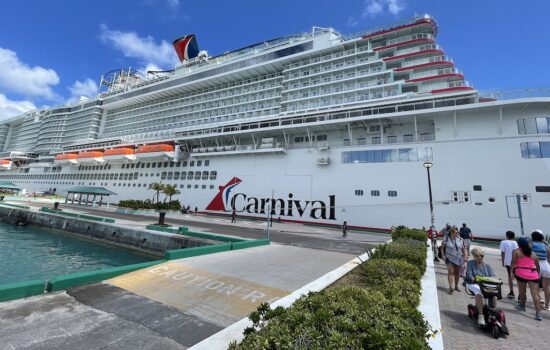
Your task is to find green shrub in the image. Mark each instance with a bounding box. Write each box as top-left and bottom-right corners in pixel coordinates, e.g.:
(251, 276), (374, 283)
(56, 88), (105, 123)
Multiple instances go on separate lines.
(118, 199), (181, 211)
(229, 286), (430, 350)
(230, 230), (430, 349)
(392, 227), (427, 242)
(360, 258), (422, 282)
(372, 241), (427, 275)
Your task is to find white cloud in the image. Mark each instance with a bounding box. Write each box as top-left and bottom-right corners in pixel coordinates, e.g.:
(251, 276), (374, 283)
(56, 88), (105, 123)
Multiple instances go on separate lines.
(67, 78), (98, 104)
(166, 0), (179, 11)
(99, 24), (178, 70)
(347, 17), (359, 27)
(362, 0), (405, 18)
(0, 47), (60, 100)
(0, 93), (36, 121)
(387, 0), (405, 15)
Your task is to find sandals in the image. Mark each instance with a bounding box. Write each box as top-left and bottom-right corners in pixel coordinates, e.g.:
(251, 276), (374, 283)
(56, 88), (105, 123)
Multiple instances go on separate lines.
(454, 287), (461, 292)
(448, 288), (454, 294)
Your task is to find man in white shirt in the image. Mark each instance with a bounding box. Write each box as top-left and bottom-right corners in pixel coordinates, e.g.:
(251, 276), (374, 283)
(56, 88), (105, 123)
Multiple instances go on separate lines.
(500, 230), (519, 298)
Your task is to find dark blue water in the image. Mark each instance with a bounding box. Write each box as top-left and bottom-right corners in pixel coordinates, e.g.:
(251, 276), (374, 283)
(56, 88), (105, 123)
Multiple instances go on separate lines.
(0, 222), (153, 284)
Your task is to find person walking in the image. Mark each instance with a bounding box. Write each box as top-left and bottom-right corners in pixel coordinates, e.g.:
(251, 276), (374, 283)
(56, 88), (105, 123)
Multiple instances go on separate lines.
(342, 221), (348, 238)
(500, 230), (519, 298)
(231, 208), (237, 223)
(531, 229), (550, 310)
(511, 237), (542, 320)
(441, 227), (467, 294)
(459, 223), (473, 256)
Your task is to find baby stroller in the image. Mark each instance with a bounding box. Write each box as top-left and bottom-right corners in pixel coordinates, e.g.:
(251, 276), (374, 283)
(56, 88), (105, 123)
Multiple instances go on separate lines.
(466, 276), (509, 339)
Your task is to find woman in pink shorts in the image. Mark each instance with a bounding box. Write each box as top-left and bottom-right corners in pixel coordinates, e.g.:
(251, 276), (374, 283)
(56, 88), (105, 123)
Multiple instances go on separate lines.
(511, 237), (542, 320)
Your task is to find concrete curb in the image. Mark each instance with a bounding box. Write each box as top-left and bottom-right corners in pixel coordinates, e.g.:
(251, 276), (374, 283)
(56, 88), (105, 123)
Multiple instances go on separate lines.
(419, 240), (444, 350)
(189, 249), (373, 350)
(0, 279), (45, 302)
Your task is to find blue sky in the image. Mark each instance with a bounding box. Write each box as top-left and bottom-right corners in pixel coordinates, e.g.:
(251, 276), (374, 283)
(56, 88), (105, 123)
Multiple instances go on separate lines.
(0, 0), (548, 120)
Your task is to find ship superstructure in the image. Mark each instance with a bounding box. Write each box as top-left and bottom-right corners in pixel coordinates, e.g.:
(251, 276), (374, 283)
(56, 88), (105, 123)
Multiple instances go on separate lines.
(0, 15), (549, 238)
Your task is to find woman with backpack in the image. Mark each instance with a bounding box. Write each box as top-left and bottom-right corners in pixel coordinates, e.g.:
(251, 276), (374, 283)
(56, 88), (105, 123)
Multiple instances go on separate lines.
(441, 227), (467, 294)
(511, 237), (542, 320)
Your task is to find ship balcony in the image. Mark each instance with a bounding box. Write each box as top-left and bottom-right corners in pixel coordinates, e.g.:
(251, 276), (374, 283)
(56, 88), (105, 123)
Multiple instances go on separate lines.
(382, 48), (444, 62)
(394, 56), (453, 72)
(406, 68), (463, 83)
(373, 33), (434, 52)
(392, 43), (440, 58)
(418, 80), (474, 94)
(191, 143), (286, 157)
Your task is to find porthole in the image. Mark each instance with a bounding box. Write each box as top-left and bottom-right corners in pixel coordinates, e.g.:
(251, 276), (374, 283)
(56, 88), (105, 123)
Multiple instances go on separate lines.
(488, 197), (496, 203)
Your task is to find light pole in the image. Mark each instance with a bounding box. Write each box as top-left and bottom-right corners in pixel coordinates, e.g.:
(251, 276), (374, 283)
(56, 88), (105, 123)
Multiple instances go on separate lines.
(423, 161), (437, 262)
(423, 161), (435, 229)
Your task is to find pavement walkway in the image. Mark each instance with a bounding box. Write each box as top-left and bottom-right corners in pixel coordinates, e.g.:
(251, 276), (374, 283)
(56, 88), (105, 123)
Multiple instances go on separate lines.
(436, 242), (549, 349)
(0, 201), (386, 349)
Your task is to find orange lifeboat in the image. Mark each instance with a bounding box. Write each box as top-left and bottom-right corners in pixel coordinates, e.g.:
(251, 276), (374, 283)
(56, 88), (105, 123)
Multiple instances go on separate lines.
(54, 153), (78, 164)
(103, 147), (136, 163)
(104, 148), (135, 156)
(0, 159), (12, 169)
(135, 143), (175, 160)
(136, 144), (175, 153)
(76, 151), (104, 164)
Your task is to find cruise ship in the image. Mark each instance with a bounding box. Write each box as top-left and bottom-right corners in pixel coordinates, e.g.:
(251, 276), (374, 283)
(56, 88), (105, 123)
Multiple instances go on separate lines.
(0, 15), (548, 239)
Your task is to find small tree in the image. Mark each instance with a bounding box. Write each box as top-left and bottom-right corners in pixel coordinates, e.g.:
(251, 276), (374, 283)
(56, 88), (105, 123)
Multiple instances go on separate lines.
(148, 182), (165, 203)
(162, 184), (180, 202)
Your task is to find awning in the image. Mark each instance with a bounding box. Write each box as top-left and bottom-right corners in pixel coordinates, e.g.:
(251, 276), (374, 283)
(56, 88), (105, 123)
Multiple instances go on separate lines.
(0, 182), (21, 191)
(65, 186), (117, 196)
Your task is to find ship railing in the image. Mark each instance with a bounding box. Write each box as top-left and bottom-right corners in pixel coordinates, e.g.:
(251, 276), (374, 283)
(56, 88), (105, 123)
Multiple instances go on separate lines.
(479, 88), (550, 101)
(373, 33), (434, 49)
(342, 14), (433, 41)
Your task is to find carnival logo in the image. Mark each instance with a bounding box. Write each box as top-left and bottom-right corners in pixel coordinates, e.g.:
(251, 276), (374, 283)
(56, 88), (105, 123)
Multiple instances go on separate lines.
(206, 178), (336, 220)
(205, 177), (242, 211)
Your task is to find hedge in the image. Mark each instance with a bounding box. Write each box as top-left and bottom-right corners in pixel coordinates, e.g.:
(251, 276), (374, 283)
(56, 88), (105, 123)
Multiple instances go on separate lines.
(230, 227), (431, 349)
(360, 259), (422, 307)
(118, 199), (181, 211)
(229, 287), (429, 350)
(371, 240), (427, 275)
(392, 226), (428, 242)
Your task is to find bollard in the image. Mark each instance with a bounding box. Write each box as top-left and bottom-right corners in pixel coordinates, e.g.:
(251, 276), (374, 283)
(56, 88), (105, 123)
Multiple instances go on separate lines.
(158, 211), (166, 225)
(53, 202), (60, 210)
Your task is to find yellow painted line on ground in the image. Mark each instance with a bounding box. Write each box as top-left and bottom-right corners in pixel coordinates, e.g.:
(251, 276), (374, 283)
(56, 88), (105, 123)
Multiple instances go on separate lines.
(108, 261), (290, 325)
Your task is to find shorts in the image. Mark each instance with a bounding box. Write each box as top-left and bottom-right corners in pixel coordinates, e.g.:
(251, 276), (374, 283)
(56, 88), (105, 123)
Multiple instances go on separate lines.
(466, 283), (481, 295)
(445, 258), (461, 267)
(540, 260), (550, 279)
(514, 273), (539, 283)
(505, 265), (511, 274)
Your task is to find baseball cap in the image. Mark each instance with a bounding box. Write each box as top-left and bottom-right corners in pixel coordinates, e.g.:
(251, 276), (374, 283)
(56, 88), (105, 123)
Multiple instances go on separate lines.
(533, 229), (544, 235)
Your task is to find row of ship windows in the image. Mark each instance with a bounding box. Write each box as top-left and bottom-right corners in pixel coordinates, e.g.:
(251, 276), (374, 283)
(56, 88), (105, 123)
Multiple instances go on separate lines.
(517, 117), (550, 134)
(520, 142), (550, 158)
(105, 92), (280, 128)
(77, 160), (211, 172)
(108, 74), (281, 117)
(18, 181), (217, 191)
(342, 147), (433, 164)
(355, 190), (397, 197)
(2, 171), (218, 181)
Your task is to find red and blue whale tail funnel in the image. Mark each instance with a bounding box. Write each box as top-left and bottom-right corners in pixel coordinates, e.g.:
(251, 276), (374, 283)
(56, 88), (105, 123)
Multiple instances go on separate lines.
(172, 34), (199, 62)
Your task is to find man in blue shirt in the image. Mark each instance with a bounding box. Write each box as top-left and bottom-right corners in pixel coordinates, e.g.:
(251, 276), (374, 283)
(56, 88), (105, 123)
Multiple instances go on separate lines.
(460, 223), (473, 256)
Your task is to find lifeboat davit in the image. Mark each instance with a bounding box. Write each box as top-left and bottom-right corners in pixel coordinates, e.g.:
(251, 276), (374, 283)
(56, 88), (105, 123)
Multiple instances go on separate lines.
(54, 153), (78, 165)
(0, 159), (12, 170)
(103, 147), (136, 163)
(76, 151), (105, 164)
(135, 144), (175, 160)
